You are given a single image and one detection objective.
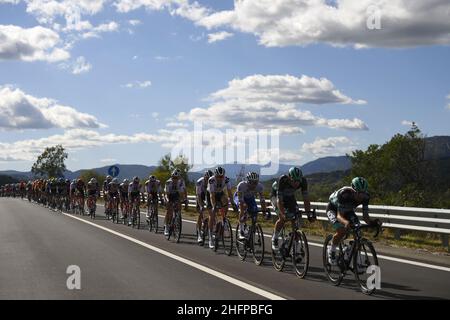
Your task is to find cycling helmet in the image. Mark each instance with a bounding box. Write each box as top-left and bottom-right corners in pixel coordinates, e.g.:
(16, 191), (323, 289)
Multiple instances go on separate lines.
(351, 177), (368, 193)
(149, 175), (156, 182)
(214, 166), (225, 177)
(133, 176), (140, 182)
(171, 170), (180, 178)
(91, 178), (97, 184)
(65, 179), (70, 183)
(77, 179), (82, 183)
(58, 178), (64, 183)
(288, 167), (303, 182)
(112, 178), (119, 184)
(204, 170), (214, 179)
(123, 179), (129, 184)
(246, 172), (259, 183)
(106, 175), (112, 181)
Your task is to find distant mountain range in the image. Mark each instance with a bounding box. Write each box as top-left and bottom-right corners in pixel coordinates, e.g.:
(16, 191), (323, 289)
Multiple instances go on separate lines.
(1, 136), (448, 183)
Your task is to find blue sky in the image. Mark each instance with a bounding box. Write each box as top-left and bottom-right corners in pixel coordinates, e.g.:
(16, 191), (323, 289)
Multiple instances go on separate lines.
(0, 0), (449, 172)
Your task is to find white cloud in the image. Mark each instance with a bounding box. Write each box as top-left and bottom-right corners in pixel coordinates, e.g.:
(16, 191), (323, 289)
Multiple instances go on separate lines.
(0, 86), (104, 130)
(0, 129), (159, 161)
(71, 56), (92, 74)
(207, 31), (233, 43)
(151, 112), (159, 119)
(166, 122), (189, 128)
(401, 120), (419, 127)
(301, 136), (357, 157)
(128, 19), (141, 26)
(100, 158), (117, 163)
(178, 74), (368, 133)
(81, 21), (119, 39)
(0, 24), (70, 62)
(113, 1), (450, 49)
(0, 0), (20, 4)
(122, 80), (152, 88)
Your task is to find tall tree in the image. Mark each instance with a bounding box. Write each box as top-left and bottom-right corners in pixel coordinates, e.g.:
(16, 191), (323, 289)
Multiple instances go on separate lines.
(31, 145), (68, 179)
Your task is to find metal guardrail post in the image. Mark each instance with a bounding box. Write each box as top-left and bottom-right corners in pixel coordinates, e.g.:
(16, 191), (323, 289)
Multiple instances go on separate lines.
(441, 234), (449, 251)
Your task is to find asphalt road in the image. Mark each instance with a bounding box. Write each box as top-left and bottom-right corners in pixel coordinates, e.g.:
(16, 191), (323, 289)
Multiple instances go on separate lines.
(1, 198), (449, 300)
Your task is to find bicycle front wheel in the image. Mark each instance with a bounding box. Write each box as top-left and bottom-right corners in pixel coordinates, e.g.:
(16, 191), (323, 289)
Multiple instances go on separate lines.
(174, 212), (182, 243)
(291, 230), (309, 278)
(323, 234), (345, 286)
(223, 218), (233, 256)
(251, 224), (265, 266)
(354, 239), (379, 295)
(235, 223), (247, 261)
(271, 228), (286, 272)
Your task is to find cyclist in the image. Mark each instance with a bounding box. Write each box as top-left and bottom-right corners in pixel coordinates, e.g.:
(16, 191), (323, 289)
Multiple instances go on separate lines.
(145, 175), (163, 218)
(69, 179), (77, 209)
(235, 172), (267, 240)
(163, 170), (185, 236)
(103, 175), (113, 214)
(75, 178), (86, 210)
(195, 170), (214, 243)
(128, 176), (143, 225)
(206, 166), (236, 249)
(87, 178), (100, 213)
(271, 167), (311, 251)
(174, 168), (189, 209)
(107, 178), (120, 217)
(119, 179), (130, 218)
(326, 177), (380, 265)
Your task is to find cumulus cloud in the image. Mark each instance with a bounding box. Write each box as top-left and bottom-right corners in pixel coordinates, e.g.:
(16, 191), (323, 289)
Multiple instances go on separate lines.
(112, 0), (450, 49)
(178, 74), (368, 133)
(207, 31), (233, 43)
(301, 136), (357, 157)
(0, 129), (160, 161)
(0, 24), (70, 62)
(0, 86), (104, 130)
(81, 21), (119, 39)
(0, 0), (21, 4)
(121, 80), (152, 88)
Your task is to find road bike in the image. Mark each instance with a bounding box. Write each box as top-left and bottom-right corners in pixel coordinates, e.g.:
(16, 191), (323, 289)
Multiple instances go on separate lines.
(236, 208), (270, 265)
(213, 202), (233, 256)
(87, 194), (97, 219)
(166, 200), (182, 243)
(323, 214), (382, 295)
(271, 209), (315, 278)
(147, 196), (159, 233)
(130, 196), (141, 229)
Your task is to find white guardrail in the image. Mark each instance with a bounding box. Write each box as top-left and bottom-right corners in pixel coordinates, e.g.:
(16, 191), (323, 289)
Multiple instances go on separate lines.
(184, 195), (450, 248)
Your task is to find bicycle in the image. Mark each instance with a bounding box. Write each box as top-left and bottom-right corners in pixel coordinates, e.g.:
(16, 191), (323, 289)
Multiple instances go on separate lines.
(323, 215), (382, 295)
(110, 195), (120, 223)
(120, 197), (130, 225)
(212, 202), (233, 256)
(236, 208), (270, 266)
(199, 207), (210, 246)
(87, 195), (97, 219)
(130, 196), (141, 229)
(271, 209), (315, 278)
(147, 196), (159, 233)
(166, 200), (182, 243)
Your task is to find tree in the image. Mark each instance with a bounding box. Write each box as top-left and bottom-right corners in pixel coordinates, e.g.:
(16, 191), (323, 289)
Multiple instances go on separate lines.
(31, 145), (68, 179)
(152, 153), (193, 186)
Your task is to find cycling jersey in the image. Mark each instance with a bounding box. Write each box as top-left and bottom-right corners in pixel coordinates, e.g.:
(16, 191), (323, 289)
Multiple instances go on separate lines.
(236, 181), (264, 201)
(271, 175), (308, 216)
(108, 182), (119, 194)
(207, 176), (231, 193)
(145, 180), (161, 194)
(328, 187), (370, 215)
(195, 177), (208, 196)
(119, 183), (129, 197)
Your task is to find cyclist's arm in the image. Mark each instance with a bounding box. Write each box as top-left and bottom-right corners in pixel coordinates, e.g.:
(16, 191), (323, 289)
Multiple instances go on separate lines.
(259, 192), (267, 212)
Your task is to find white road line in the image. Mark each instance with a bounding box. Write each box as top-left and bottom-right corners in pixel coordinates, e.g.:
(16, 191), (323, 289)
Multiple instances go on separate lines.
(62, 212), (286, 300)
(175, 215), (450, 273)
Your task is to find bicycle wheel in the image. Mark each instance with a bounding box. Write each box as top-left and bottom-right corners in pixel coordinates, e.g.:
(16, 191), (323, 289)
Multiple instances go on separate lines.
(271, 228), (287, 271)
(252, 224), (265, 266)
(152, 207), (159, 233)
(322, 234), (345, 286)
(235, 223), (247, 261)
(174, 211), (182, 243)
(223, 218), (233, 256)
(201, 217), (209, 246)
(354, 239), (379, 295)
(291, 230), (309, 278)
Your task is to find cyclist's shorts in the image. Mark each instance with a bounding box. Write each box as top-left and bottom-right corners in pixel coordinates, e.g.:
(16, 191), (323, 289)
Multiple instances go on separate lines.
(168, 192), (180, 203)
(206, 191), (212, 209)
(88, 190), (97, 197)
(326, 203), (359, 230)
(148, 192), (158, 202)
(120, 192), (128, 199)
(109, 191), (119, 199)
(75, 188), (85, 197)
(212, 192), (227, 209)
(130, 191), (140, 200)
